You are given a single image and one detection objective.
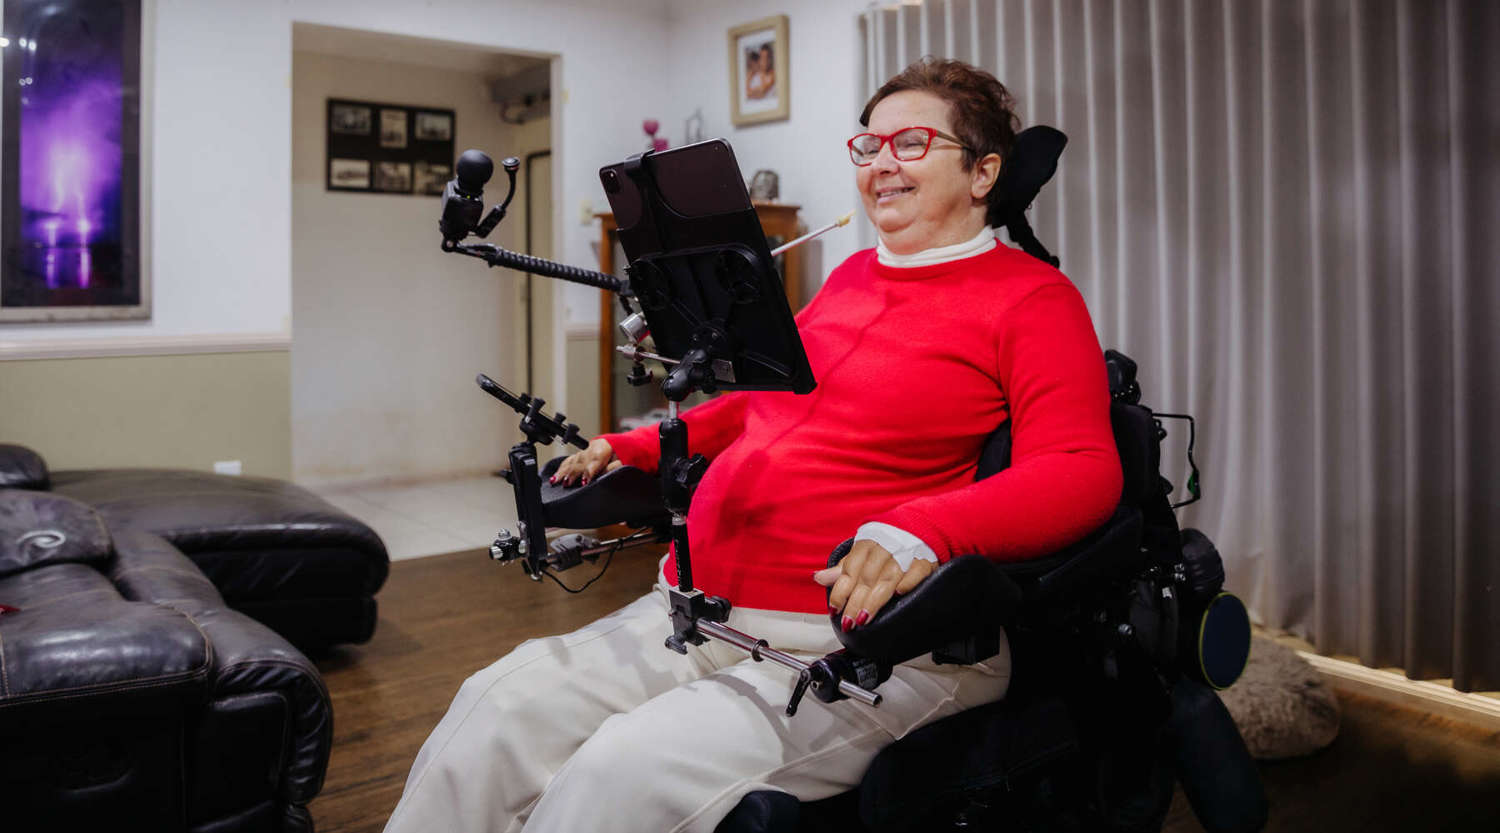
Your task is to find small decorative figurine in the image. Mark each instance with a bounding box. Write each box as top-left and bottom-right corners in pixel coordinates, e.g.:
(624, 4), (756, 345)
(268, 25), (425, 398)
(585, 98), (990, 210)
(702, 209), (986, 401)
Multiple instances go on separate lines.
(643, 119), (668, 152)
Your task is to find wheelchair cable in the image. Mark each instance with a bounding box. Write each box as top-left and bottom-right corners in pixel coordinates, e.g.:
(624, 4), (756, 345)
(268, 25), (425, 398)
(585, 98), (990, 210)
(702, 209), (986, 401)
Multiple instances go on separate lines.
(536, 531), (630, 594)
(1154, 412), (1202, 509)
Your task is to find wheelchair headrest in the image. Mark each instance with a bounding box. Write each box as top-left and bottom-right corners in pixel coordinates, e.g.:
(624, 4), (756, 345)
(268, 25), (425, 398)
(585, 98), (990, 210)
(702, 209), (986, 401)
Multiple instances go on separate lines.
(989, 126), (1067, 266)
(989, 125), (1068, 228)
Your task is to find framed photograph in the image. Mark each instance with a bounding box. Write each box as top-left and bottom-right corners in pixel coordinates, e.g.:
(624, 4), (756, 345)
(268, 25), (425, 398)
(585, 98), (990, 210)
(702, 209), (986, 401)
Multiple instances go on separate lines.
(329, 158), (371, 190)
(413, 161), (451, 196)
(379, 108), (408, 148)
(1, 0), (150, 321)
(728, 15), (789, 127)
(331, 103), (372, 135)
(414, 111), (452, 141)
(326, 98), (452, 195)
(374, 161), (412, 193)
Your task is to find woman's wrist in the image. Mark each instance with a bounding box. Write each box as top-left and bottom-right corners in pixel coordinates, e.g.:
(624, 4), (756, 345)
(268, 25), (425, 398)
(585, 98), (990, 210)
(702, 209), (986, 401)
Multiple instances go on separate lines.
(854, 522), (938, 571)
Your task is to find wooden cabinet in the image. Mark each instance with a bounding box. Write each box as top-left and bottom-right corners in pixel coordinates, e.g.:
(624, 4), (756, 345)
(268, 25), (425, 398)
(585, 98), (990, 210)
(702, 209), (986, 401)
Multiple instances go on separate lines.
(595, 203), (802, 433)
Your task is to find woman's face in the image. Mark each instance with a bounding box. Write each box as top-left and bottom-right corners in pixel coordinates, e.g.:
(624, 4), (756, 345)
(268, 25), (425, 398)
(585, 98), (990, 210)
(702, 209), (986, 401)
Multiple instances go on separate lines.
(856, 89), (997, 254)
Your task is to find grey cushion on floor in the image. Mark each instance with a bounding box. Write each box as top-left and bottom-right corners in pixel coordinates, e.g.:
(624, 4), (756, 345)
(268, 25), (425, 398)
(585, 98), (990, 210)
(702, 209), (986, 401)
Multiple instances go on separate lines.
(1219, 636), (1342, 760)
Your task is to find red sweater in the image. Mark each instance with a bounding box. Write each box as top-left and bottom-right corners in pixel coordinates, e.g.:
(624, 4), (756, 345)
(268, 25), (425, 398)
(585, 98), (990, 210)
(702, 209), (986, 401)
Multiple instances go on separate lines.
(602, 245), (1122, 613)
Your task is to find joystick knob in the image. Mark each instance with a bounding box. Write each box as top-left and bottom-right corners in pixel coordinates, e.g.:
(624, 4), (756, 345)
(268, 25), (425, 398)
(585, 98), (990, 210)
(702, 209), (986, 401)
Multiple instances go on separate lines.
(455, 149), (494, 196)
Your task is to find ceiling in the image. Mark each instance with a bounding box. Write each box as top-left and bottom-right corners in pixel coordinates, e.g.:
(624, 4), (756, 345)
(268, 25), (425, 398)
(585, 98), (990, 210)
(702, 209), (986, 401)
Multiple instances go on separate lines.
(292, 23), (549, 80)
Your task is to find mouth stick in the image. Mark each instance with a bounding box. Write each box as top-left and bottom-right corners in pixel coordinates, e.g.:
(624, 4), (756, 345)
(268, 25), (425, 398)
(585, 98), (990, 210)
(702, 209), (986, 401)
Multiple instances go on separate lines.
(769, 211), (855, 258)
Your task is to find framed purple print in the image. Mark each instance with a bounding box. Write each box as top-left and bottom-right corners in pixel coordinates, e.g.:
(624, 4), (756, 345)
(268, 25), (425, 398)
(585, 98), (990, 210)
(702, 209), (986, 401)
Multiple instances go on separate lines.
(1, 0), (149, 322)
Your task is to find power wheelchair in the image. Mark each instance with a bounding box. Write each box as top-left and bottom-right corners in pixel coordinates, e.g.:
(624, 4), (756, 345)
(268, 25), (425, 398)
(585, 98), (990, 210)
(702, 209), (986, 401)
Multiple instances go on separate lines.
(436, 129), (1268, 833)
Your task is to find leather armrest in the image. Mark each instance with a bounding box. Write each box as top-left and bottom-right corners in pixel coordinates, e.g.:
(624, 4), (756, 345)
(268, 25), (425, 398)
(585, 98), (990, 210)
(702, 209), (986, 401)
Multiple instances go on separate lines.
(0, 444), (49, 490)
(0, 594), (210, 710)
(108, 531), (332, 802)
(538, 456), (669, 529)
(827, 542), (1023, 666)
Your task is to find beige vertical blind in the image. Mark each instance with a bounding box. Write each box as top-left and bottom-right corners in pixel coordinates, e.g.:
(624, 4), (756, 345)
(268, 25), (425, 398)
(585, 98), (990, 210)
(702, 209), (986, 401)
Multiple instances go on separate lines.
(859, 0), (1499, 690)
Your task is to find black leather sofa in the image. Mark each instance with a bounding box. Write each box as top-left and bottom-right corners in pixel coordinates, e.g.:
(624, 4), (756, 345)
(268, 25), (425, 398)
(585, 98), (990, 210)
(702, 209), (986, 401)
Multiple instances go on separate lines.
(0, 444), (389, 653)
(0, 487), (331, 831)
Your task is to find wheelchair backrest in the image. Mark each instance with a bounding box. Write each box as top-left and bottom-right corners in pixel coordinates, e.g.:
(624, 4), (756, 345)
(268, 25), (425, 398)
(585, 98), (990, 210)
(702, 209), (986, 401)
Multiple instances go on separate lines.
(974, 350), (1163, 511)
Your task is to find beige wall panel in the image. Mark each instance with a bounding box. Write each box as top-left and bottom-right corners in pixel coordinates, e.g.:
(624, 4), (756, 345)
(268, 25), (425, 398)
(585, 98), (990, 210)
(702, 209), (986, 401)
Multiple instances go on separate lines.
(0, 351), (291, 478)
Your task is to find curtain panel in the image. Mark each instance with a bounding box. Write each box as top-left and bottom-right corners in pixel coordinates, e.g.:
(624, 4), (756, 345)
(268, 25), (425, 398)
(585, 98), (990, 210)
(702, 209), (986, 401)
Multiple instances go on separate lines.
(858, 0), (1498, 690)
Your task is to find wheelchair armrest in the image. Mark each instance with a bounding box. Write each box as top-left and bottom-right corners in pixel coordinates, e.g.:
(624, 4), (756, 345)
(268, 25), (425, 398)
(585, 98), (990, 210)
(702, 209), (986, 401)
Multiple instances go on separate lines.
(538, 456), (670, 529)
(827, 544), (1023, 666)
(992, 503), (1146, 604)
(825, 504), (1145, 666)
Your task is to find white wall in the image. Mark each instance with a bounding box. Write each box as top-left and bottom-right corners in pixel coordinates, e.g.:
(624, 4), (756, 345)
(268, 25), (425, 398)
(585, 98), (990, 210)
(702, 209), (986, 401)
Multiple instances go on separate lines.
(1, 0), (879, 420)
(290, 49), (543, 485)
(659, 0), (878, 293)
(2, 2), (294, 343)
(4, 0), (674, 414)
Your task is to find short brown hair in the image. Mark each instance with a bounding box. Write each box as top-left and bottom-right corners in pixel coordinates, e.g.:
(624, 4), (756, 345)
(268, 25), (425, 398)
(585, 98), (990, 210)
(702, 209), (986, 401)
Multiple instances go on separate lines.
(860, 58), (1021, 227)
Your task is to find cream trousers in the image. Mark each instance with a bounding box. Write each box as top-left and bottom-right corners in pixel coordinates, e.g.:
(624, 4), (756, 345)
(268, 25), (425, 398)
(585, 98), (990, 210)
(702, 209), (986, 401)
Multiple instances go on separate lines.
(384, 575), (1010, 833)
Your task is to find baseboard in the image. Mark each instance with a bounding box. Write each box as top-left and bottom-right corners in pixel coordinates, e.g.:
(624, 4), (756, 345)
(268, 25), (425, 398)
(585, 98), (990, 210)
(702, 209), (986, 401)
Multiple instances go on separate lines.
(1298, 651), (1500, 733)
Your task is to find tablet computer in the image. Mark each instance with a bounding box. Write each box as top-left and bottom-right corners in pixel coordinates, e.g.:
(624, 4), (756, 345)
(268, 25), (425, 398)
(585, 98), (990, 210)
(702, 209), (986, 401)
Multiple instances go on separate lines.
(599, 140), (814, 395)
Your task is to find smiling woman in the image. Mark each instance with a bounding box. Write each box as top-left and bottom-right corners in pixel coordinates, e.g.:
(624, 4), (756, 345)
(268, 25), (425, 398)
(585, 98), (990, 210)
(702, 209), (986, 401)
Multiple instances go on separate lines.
(386, 57), (1120, 833)
(852, 59), (1020, 256)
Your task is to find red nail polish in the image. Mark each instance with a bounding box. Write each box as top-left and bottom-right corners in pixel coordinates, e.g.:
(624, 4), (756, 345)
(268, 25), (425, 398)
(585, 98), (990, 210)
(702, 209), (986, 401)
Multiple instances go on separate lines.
(856, 610), (870, 626)
(841, 616), (853, 632)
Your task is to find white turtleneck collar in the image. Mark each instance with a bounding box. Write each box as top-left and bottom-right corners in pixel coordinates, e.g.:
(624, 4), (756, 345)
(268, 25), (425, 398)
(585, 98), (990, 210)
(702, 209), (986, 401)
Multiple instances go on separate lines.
(876, 226), (998, 267)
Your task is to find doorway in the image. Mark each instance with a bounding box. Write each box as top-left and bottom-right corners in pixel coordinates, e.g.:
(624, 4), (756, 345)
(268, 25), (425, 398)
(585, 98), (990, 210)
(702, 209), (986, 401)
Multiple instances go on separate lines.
(289, 24), (554, 558)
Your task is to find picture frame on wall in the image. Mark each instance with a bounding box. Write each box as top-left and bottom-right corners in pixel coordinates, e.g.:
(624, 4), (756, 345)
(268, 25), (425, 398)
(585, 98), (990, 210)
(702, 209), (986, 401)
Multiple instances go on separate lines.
(326, 98), (454, 196)
(728, 14), (789, 127)
(0, 0), (151, 322)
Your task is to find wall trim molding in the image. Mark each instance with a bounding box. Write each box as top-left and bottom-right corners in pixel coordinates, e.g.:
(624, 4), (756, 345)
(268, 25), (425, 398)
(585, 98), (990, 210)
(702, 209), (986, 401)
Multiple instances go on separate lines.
(0, 332), (292, 361)
(1299, 651), (1500, 732)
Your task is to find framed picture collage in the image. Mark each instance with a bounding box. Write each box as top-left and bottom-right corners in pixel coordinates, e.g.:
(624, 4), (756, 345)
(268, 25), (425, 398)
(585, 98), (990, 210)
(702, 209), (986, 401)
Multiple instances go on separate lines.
(326, 98), (456, 196)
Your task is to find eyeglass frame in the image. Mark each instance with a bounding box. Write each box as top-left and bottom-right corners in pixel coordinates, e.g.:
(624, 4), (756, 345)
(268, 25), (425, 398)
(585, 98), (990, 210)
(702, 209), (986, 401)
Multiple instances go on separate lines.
(846, 126), (971, 166)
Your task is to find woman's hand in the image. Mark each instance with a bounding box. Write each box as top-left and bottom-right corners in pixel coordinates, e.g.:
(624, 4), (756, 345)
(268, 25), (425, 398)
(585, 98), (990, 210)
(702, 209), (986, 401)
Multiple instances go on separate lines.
(551, 437), (622, 487)
(813, 540), (935, 632)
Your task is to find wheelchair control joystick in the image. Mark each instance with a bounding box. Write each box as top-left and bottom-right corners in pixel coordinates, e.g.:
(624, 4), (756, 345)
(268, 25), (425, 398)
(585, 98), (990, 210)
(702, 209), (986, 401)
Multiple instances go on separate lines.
(476, 373), (666, 581)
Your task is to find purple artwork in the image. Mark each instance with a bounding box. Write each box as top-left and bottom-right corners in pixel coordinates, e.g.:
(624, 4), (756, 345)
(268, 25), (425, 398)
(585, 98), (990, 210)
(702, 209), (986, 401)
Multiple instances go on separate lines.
(2, 0), (143, 320)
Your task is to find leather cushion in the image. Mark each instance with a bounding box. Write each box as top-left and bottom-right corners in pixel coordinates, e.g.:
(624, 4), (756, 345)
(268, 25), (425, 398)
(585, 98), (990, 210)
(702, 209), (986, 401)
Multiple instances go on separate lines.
(191, 546), (387, 602)
(50, 468), (386, 555)
(0, 489), (112, 578)
(50, 468), (390, 600)
(0, 444), (49, 490)
(231, 596), (377, 652)
(0, 572), (210, 707)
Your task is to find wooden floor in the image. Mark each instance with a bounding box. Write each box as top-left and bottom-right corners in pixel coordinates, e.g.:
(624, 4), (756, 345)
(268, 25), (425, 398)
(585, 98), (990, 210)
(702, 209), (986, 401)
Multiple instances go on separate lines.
(309, 546), (665, 833)
(311, 549), (1500, 833)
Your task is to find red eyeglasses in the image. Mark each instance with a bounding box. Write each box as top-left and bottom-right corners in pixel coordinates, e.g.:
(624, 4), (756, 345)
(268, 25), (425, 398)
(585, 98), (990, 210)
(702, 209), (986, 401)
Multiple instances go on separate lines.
(847, 126), (970, 166)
